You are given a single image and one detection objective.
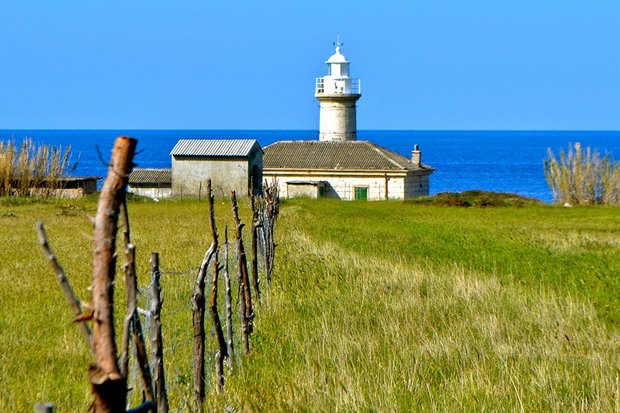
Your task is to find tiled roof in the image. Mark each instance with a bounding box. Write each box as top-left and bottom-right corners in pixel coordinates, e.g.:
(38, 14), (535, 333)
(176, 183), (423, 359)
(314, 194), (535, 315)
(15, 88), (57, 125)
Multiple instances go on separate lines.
(128, 168), (172, 184)
(263, 141), (429, 171)
(170, 139), (262, 157)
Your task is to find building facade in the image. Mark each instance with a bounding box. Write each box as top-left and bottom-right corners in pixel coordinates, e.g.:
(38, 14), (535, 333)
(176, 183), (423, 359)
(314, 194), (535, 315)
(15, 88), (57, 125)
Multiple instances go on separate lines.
(264, 140), (432, 200)
(170, 139), (263, 197)
(128, 168), (172, 198)
(28, 176), (100, 198)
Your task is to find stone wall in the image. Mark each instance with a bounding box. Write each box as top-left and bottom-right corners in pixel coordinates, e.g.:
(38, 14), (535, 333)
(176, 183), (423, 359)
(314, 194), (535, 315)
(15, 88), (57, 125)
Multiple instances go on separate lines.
(318, 96), (358, 142)
(404, 173), (431, 198)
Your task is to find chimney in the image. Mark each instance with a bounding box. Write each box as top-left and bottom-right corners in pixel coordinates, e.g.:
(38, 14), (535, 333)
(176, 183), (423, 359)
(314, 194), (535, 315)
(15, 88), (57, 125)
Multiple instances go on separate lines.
(411, 144), (421, 167)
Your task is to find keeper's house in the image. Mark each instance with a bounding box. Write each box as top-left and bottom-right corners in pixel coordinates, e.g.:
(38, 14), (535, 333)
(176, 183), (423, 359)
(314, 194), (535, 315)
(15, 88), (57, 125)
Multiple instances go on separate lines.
(170, 139), (263, 197)
(263, 141), (432, 200)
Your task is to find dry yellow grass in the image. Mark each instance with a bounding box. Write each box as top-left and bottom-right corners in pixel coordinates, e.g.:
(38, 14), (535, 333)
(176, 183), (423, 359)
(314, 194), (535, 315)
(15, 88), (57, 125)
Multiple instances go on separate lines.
(0, 138), (73, 197)
(1, 198), (619, 411)
(211, 227), (619, 411)
(545, 142), (620, 205)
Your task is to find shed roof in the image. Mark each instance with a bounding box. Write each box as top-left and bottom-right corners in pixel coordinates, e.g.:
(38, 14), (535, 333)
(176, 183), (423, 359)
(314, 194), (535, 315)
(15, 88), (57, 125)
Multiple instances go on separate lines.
(263, 141), (431, 171)
(129, 168), (172, 185)
(56, 176), (101, 182)
(170, 139), (262, 157)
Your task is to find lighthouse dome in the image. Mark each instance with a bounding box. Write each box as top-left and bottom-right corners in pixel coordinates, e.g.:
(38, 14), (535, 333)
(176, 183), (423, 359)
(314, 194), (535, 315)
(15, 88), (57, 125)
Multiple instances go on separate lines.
(326, 47), (348, 64)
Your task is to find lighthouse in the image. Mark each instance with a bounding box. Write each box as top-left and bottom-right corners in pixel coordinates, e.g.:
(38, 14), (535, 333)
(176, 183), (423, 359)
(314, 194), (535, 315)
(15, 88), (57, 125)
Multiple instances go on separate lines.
(315, 36), (361, 142)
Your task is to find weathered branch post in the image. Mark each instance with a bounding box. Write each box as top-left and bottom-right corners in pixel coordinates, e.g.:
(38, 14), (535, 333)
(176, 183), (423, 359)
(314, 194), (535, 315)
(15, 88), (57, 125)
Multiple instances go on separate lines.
(120, 240), (154, 403)
(231, 190), (253, 353)
(250, 194), (262, 303)
(191, 179), (218, 412)
(120, 243), (137, 379)
(209, 234), (228, 393)
(260, 181), (280, 287)
(90, 136), (137, 412)
(223, 227), (235, 369)
(36, 221), (94, 353)
(150, 252), (168, 413)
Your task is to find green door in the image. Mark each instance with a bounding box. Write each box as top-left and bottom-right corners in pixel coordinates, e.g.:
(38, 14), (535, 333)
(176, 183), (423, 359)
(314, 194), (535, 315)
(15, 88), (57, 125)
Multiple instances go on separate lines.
(354, 186), (368, 201)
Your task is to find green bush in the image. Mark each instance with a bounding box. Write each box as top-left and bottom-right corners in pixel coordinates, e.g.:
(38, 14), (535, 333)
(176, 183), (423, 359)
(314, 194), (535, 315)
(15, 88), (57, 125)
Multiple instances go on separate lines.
(408, 190), (542, 207)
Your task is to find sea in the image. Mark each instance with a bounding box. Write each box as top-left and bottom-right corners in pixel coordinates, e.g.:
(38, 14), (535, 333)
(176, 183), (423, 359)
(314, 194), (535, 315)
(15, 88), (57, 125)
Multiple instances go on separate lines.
(2, 129), (619, 203)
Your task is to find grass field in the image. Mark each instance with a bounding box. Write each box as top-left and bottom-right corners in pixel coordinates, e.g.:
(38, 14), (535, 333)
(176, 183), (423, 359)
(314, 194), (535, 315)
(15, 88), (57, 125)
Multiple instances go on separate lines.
(0, 196), (619, 411)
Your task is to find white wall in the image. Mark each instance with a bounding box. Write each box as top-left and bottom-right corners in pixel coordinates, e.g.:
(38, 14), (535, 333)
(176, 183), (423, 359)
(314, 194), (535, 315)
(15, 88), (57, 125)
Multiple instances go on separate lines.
(265, 170), (431, 201)
(172, 157), (249, 197)
(127, 185), (172, 199)
(287, 183), (320, 198)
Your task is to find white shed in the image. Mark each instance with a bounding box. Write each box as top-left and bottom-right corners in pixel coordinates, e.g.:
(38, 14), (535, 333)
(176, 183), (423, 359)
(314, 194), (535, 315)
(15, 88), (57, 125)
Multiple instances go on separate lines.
(128, 168), (172, 198)
(170, 139), (263, 197)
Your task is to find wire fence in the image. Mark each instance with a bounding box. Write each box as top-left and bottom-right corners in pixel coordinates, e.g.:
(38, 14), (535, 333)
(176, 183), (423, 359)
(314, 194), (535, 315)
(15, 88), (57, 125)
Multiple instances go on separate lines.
(37, 138), (280, 412)
(126, 234), (274, 410)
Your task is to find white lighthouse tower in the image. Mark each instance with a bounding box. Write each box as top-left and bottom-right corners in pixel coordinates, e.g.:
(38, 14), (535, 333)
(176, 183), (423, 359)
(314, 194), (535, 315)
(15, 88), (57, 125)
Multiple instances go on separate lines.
(315, 36), (361, 142)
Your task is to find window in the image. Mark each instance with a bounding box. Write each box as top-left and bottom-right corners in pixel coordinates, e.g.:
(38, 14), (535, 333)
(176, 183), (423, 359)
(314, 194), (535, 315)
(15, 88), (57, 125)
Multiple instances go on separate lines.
(354, 186), (368, 201)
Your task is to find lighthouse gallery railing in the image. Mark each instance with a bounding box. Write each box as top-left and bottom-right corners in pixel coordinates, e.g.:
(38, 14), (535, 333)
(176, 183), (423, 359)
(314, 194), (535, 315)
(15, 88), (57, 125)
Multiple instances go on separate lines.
(315, 77), (361, 95)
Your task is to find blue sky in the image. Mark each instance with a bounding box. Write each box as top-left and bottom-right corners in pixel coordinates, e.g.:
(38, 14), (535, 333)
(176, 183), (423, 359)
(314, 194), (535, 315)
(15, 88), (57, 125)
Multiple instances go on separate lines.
(1, 0), (618, 130)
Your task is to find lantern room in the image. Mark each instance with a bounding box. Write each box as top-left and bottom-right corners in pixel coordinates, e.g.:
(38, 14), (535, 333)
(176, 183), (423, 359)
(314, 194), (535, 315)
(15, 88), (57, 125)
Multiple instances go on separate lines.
(315, 36), (361, 96)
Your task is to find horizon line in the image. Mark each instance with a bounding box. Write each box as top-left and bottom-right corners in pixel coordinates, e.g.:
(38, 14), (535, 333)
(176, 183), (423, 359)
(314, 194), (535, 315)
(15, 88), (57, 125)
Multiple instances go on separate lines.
(2, 128), (620, 133)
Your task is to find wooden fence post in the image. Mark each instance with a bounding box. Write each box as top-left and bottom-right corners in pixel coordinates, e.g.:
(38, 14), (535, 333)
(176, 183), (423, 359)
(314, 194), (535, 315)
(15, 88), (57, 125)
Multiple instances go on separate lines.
(263, 182), (280, 286)
(209, 244), (227, 393)
(133, 306), (155, 404)
(231, 190), (253, 353)
(120, 244), (137, 379)
(150, 252), (169, 413)
(192, 179), (218, 412)
(119, 195), (155, 404)
(90, 136), (136, 413)
(250, 194), (261, 303)
(223, 227), (234, 369)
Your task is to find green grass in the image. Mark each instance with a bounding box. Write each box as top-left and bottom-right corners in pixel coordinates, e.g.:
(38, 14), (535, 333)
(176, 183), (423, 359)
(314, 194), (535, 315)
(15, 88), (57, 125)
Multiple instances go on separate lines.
(287, 199), (620, 326)
(1, 196), (619, 411)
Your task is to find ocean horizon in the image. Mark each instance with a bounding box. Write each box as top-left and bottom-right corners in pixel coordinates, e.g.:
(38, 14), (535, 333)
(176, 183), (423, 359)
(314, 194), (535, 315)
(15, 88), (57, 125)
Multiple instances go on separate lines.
(2, 129), (620, 203)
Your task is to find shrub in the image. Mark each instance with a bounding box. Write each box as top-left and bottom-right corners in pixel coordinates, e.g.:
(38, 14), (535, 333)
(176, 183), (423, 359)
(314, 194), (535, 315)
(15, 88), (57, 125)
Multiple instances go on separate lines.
(409, 190), (542, 207)
(544, 143), (620, 206)
(0, 138), (74, 197)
